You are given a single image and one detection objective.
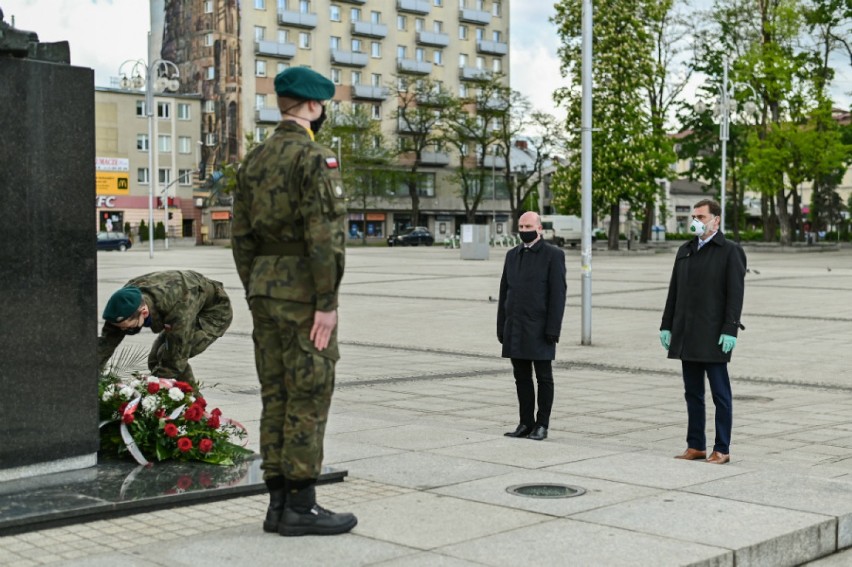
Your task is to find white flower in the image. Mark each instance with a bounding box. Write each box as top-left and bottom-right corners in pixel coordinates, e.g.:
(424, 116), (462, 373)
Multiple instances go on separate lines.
(188, 396), (196, 404)
(119, 386), (135, 400)
(168, 387), (185, 402)
(101, 390), (113, 402)
(146, 376), (159, 384)
(141, 396), (159, 413)
(129, 379), (141, 389)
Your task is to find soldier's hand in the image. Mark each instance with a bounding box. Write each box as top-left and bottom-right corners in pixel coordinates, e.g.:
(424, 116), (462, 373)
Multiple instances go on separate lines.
(310, 310), (338, 351)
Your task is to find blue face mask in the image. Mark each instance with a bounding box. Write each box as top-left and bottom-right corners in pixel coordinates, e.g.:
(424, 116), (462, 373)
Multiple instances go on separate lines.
(121, 314), (152, 335)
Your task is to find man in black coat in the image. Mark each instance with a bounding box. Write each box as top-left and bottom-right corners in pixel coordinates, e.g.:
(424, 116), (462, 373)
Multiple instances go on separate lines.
(497, 211), (567, 441)
(660, 199), (746, 465)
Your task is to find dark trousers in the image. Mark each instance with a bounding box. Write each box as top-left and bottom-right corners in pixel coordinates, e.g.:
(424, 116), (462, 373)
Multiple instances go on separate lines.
(511, 358), (554, 428)
(681, 361), (732, 454)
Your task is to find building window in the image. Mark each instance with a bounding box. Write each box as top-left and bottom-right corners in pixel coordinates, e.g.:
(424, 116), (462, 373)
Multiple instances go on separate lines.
(415, 18), (424, 32)
(158, 169), (171, 186)
(278, 29), (289, 43)
(459, 25), (468, 40)
(255, 0), (265, 8)
(433, 50), (443, 65)
(397, 15), (406, 30)
(371, 104), (381, 120)
(351, 71), (362, 85)
(136, 100), (147, 117)
(492, 58), (502, 73)
(158, 135), (172, 152)
(351, 38), (362, 52)
(475, 0), (484, 9)
(371, 42), (381, 58)
(299, 32), (310, 49)
(415, 48), (425, 62)
(331, 101), (341, 114)
(204, 100), (215, 113)
(205, 132), (216, 146)
(254, 26), (265, 41)
(350, 7), (361, 21)
(137, 134), (149, 151)
(255, 94), (266, 109)
(370, 11), (381, 24)
(434, 0), (443, 5)
(255, 127), (268, 142)
(205, 32), (214, 46)
(179, 169), (193, 185)
(256, 59), (267, 77)
(177, 103), (191, 120)
(204, 0), (213, 14)
(459, 84), (468, 97)
(178, 136), (191, 154)
(299, 0), (310, 13)
(330, 4), (340, 21)
(433, 20), (443, 32)
(476, 56), (485, 69)
(331, 68), (341, 84)
(397, 76), (407, 91)
(330, 36), (341, 50)
(492, 30), (502, 42)
(459, 53), (468, 67)
(138, 168), (149, 184)
(206, 66), (215, 80)
(397, 45), (407, 59)
(371, 73), (382, 87)
(157, 102), (171, 119)
(475, 28), (484, 40)
(277, 62), (289, 74)
(492, 1), (502, 16)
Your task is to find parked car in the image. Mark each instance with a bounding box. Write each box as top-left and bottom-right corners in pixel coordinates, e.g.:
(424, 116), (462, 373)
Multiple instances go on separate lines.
(387, 227), (434, 247)
(97, 231), (132, 252)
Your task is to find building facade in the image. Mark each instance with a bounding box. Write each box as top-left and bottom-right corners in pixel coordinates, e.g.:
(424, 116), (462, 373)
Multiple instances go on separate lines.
(160, 0), (512, 242)
(95, 88), (203, 241)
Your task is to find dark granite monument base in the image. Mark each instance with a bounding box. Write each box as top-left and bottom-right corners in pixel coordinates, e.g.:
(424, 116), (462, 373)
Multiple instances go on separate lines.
(0, 454), (347, 536)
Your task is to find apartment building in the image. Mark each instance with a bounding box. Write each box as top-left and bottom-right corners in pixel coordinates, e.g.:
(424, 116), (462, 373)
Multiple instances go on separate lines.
(161, 0), (511, 241)
(95, 88), (203, 241)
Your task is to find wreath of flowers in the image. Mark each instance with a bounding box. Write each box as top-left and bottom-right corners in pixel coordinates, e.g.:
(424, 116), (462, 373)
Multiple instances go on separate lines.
(99, 373), (252, 466)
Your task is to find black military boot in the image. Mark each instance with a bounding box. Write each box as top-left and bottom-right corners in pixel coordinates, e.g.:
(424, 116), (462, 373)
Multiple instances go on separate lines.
(279, 485), (358, 536)
(263, 477), (287, 533)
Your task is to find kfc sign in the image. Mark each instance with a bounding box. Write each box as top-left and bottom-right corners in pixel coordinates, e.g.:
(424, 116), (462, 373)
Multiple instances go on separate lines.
(96, 196), (117, 208)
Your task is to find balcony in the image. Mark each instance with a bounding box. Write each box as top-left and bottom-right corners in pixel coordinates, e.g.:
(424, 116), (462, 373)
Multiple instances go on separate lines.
(351, 21), (388, 38)
(337, 0), (366, 3)
(459, 8), (492, 25)
(397, 118), (427, 133)
(255, 40), (297, 59)
(331, 50), (369, 67)
(255, 107), (281, 124)
(278, 10), (318, 28)
(482, 154), (507, 169)
(416, 92), (445, 106)
(397, 58), (432, 75)
(397, 0), (431, 15)
(418, 151), (450, 166)
(416, 31), (450, 47)
(352, 84), (389, 100)
(476, 40), (508, 56)
(459, 66), (491, 81)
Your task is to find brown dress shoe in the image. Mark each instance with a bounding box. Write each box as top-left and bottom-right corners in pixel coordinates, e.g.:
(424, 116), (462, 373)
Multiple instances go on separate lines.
(674, 448), (706, 460)
(706, 451), (730, 464)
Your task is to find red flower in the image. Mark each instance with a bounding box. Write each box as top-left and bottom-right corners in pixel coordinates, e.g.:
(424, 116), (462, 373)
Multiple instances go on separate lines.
(184, 405), (203, 422)
(147, 382), (160, 394)
(206, 415), (220, 429)
(174, 381), (194, 393)
(154, 408), (166, 419)
(177, 437), (193, 452)
(176, 476), (193, 490)
(118, 402), (128, 414)
(122, 413), (135, 424)
(211, 408), (222, 418)
(198, 438), (214, 453)
(196, 396), (208, 409)
(163, 423), (178, 438)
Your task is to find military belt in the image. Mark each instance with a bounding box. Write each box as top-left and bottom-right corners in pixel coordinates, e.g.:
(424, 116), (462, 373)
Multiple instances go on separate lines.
(257, 241), (307, 257)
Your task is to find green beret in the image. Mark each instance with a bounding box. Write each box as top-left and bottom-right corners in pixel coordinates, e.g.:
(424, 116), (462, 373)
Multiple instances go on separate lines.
(274, 67), (335, 101)
(103, 286), (142, 323)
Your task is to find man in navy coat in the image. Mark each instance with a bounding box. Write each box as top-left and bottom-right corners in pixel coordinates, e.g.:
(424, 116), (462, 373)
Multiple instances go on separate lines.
(660, 198), (747, 465)
(497, 211), (567, 441)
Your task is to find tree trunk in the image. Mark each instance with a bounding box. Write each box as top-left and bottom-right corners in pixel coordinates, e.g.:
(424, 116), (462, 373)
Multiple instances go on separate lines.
(791, 187), (802, 242)
(640, 201), (653, 243)
(608, 202), (620, 251)
(776, 188), (792, 245)
(407, 180), (420, 227)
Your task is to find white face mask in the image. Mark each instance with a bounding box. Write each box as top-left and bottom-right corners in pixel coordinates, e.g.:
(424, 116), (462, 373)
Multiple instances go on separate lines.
(690, 216), (715, 237)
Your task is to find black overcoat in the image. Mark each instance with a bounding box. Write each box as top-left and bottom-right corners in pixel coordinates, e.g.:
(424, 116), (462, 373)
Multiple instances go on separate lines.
(660, 232), (747, 363)
(497, 239), (567, 360)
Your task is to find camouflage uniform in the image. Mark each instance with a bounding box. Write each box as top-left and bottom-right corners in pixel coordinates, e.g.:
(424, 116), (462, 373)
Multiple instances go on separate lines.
(98, 270), (232, 384)
(231, 121), (346, 482)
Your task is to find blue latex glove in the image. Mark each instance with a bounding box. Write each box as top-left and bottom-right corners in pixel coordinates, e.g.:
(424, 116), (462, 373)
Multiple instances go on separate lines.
(660, 330), (671, 350)
(719, 334), (737, 354)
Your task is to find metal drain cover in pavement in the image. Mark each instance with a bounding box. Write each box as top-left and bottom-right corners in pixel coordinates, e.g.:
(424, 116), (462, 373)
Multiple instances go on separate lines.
(507, 483), (586, 499)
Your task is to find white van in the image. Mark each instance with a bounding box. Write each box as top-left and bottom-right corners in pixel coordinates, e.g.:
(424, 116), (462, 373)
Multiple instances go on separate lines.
(541, 215), (582, 247)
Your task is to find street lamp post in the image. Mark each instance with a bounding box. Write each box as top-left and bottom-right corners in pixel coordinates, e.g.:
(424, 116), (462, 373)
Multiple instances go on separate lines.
(697, 57), (758, 234)
(117, 34), (180, 259)
(491, 146), (499, 241)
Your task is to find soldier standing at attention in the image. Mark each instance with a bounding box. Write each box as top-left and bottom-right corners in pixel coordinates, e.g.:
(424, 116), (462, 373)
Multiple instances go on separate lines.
(98, 270), (232, 387)
(231, 67), (356, 537)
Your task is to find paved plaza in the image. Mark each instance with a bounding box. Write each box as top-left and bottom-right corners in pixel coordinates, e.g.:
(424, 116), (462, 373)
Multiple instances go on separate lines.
(2, 242), (852, 566)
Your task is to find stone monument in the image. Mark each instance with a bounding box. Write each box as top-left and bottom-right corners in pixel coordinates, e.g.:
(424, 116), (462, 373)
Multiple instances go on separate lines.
(0, 7), (99, 481)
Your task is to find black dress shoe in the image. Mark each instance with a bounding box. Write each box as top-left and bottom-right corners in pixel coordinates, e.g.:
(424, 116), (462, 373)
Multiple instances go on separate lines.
(504, 424), (533, 438)
(528, 425), (548, 441)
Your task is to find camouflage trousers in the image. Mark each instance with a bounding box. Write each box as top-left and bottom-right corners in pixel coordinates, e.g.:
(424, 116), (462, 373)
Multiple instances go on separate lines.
(148, 283), (233, 385)
(249, 297), (338, 482)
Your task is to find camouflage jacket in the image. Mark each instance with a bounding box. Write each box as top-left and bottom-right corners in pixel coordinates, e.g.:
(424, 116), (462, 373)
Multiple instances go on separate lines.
(97, 270), (228, 371)
(231, 121), (346, 311)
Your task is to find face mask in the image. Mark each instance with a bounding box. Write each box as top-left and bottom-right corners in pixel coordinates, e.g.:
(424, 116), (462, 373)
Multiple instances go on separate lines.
(310, 104), (327, 134)
(690, 216), (716, 237)
(124, 324), (143, 336)
(519, 230), (538, 244)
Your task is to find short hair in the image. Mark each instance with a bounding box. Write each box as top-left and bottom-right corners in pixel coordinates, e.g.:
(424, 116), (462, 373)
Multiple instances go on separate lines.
(694, 199), (721, 217)
(277, 96), (307, 113)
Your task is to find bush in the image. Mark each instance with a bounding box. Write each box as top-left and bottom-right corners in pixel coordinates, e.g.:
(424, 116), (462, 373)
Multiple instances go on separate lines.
(155, 221), (166, 240)
(665, 232), (692, 240)
(124, 222), (131, 234)
(139, 220), (148, 242)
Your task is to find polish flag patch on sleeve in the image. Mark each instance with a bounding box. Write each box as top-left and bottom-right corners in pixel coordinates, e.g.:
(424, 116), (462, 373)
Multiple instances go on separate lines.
(325, 157), (339, 169)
